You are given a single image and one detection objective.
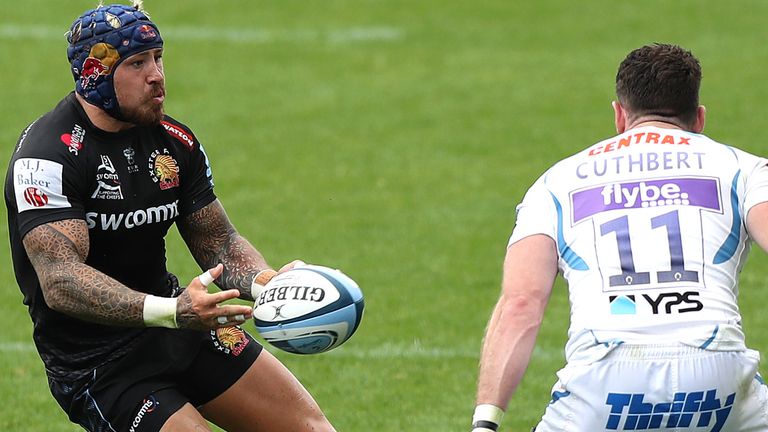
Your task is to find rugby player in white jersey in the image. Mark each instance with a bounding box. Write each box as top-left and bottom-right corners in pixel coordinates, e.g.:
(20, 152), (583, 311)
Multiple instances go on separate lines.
(470, 44), (768, 431)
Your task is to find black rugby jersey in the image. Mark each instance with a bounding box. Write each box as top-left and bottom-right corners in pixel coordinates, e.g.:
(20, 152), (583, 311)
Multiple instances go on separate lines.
(4, 93), (216, 380)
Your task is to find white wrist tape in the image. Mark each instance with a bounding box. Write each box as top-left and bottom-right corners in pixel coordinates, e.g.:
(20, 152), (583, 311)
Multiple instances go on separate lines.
(472, 404), (504, 432)
(250, 269), (278, 298)
(198, 270), (215, 287)
(143, 295), (178, 328)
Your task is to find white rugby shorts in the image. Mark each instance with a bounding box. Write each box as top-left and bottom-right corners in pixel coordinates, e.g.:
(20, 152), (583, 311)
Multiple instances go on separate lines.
(533, 345), (768, 431)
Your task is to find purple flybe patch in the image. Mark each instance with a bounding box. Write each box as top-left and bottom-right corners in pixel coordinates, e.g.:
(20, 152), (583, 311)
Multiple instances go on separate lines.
(571, 177), (721, 223)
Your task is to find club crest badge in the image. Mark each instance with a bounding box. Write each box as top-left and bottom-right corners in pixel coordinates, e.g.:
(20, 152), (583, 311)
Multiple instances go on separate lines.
(210, 326), (250, 356)
(148, 149), (180, 190)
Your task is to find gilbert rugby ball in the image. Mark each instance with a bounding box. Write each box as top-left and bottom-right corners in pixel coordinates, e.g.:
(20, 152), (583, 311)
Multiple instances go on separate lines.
(253, 265), (364, 354)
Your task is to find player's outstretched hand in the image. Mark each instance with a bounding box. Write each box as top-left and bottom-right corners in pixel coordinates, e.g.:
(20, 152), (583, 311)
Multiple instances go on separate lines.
(176, 264), (253, 330)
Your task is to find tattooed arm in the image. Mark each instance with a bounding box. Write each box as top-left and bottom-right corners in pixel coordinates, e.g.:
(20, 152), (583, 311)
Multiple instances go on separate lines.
(23, 219), (146, 326)
(177, 199), (273, 301)
(23, 218), (252, 329)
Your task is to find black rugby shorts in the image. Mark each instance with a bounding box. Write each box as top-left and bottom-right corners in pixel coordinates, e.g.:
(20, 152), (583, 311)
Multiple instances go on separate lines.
(49, 327), (262, 431)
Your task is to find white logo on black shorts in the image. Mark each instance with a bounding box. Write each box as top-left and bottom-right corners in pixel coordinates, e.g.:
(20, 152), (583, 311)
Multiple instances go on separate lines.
(129, 396), (158, 432)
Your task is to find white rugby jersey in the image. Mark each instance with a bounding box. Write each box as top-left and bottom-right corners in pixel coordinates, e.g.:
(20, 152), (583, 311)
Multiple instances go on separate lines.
(509, 126), (768, 359)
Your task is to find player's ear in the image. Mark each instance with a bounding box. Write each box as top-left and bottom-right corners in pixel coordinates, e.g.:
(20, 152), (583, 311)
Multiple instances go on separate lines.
(612, 101), (627, 133)
(692, 105), (706, 133)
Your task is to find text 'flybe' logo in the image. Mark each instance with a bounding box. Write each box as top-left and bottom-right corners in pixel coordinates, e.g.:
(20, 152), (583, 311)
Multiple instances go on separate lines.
(605, 389), (734, 431)
(601, 182), (688, 208)
(571, 177), (721, 223)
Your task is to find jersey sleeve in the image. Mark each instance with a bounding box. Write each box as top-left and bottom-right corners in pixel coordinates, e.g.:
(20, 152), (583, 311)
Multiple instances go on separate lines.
(186, 142), (216, 214)
(160, 117), (216, 216)
(8, 121), (87, 238)
(741, 156), (768, 215)
(508, 172), (558, 247)
(181, 140), (216, 216)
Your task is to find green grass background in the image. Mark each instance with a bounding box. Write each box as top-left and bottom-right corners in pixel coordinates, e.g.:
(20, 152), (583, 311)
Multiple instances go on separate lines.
(2, 1), (768, 430)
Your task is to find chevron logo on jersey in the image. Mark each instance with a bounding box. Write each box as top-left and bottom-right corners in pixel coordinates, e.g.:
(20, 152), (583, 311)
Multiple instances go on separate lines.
(605, 389), (734, 431)
(609, 295), (636, 314)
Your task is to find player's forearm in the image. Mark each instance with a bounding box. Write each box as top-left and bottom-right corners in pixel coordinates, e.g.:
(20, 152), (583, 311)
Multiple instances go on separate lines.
(476, 293), (546, 408)
(190, 225), (269, 299)
(40, 261), (146, 327)
(180, 200), (272, 300)
(215, 233), (271, 300)
(475, 236), (558, 408)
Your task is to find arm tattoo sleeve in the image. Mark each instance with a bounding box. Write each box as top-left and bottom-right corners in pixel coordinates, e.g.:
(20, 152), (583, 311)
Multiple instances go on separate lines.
(23, 219), (146, 327)
(178, 199), (270, 300)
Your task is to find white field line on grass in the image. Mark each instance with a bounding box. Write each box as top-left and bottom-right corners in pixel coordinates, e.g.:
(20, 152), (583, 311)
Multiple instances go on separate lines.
(0, 23), (404, 44)
(0, 342), (37, 352)
(0, 340), (563, 361)
(327, 342), (562, 361)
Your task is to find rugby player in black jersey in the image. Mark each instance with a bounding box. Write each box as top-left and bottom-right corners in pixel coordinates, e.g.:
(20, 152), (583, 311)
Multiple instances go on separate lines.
(4, 2), (336, 431)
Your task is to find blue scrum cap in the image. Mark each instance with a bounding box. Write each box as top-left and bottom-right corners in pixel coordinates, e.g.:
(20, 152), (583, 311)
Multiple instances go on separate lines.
(66, 1), (163, 119)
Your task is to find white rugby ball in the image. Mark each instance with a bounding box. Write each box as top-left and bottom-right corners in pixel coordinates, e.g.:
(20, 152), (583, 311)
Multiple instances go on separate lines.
(252, 265), (364, 354)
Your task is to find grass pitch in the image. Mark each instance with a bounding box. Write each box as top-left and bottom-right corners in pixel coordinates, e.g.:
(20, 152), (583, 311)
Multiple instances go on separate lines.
(2, 1), (768, 430)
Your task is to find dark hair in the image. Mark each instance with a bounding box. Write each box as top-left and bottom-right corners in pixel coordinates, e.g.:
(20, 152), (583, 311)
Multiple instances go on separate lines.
(615, 44), (701, 126)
